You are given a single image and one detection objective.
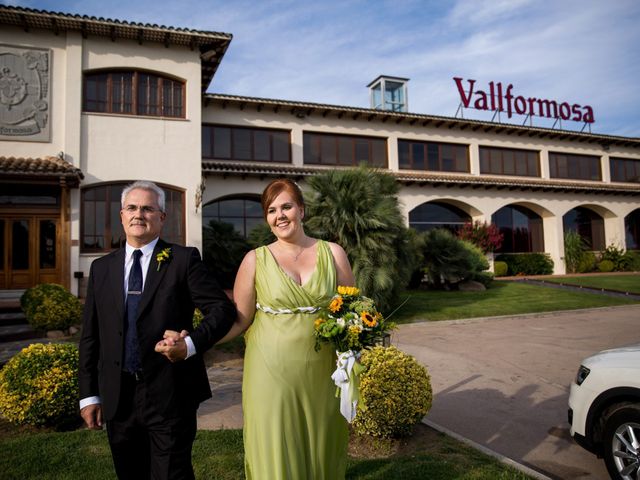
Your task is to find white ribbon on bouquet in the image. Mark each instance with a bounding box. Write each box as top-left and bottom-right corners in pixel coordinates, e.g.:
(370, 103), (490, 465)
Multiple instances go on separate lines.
(331, 350), (362, 423)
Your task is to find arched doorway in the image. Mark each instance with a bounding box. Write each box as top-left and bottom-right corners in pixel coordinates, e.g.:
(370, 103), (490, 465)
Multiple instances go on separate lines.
(408, 201), (471, 233)
(492, 205), (544, 253)
(563, 207), (605, 251)
(202, 195), (263, 238)
(625, 208), (640, 250)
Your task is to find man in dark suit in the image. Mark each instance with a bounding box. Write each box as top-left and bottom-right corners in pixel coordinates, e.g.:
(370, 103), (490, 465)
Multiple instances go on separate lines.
(79, 180), (236, 480)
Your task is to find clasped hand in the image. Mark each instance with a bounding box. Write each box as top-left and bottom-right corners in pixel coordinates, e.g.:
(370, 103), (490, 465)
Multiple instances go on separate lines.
(155, 329), (189, 362)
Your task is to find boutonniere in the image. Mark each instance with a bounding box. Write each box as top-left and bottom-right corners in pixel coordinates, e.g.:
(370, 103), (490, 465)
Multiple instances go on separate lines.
(156, 248), (172, 271)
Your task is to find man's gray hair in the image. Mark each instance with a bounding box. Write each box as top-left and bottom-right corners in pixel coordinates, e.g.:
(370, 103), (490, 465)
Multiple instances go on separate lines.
(121, 181), (166, 212)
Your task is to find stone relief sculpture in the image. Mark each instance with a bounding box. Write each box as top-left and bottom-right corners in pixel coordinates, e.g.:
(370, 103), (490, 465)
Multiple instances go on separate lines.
(0, 45), (51, 141)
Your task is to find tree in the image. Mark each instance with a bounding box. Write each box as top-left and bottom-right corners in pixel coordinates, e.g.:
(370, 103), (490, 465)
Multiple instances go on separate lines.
(202, 220), (251, 289)
(304, 166), (419, 313)
(422, 229), (491, 289)
(457, 221), (503, 254)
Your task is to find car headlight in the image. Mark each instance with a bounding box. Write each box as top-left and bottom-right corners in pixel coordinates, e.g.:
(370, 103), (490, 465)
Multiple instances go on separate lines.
(575, 365), (590, 386)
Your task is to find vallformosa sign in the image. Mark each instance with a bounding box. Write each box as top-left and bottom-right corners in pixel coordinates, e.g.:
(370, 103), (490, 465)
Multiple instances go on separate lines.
(453, 77), (595, 124)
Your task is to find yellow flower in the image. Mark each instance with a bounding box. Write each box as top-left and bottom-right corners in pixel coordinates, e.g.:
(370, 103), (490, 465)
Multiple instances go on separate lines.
(314, 318), (325, 328)
(156, 247), (172, 271)
(361, 311), (377, 327)
(337, 286), (360, 296)
(329, 296), (343, 313)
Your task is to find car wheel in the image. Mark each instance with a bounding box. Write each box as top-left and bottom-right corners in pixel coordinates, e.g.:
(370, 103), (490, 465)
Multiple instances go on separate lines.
(603, 403), (640, 480)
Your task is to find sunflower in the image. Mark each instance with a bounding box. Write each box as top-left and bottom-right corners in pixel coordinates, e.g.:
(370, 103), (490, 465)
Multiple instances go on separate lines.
(337, 286), (360, 296)
(329, 296), (343, 313)
(361, 311), (377, 327)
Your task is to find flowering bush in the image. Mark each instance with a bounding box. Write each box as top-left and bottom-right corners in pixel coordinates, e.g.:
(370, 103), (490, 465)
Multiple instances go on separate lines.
(353, 346), (432, 438)
(457, 221), (503, 254)
(0, 343), (79, 428)
(314, 286), (395, 353)
(20, 283), (82, 331)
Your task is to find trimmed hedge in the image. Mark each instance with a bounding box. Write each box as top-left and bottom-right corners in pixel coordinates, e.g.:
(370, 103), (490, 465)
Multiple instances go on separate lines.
(0, 343), (79, 429)
(20, 284), (82, 331)
(495, 253), (554, 276)
(353, 346), (432, 438)
(493, 261), (508, 277)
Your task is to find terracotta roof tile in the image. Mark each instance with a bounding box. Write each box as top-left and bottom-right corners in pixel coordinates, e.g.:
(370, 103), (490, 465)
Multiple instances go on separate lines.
(202, 161), (640, 196)
(0, 156), (84, 186)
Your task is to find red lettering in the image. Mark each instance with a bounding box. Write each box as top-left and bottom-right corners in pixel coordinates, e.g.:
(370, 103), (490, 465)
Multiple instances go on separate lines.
(473, 90), (488, 110)
(454, 77), (595, 125)
(453, 77), (474, 108)
(583, 106), (595, 123)
(571, 104), (582, 122)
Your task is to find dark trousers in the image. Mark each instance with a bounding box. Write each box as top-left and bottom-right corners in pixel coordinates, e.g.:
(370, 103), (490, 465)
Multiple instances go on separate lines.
(106, 373), (197, 480)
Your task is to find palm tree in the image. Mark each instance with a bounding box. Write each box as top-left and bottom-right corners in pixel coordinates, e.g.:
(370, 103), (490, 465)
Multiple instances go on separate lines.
(305, 166), (419, 312)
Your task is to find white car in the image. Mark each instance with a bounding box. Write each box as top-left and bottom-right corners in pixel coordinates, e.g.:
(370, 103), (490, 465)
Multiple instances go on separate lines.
(568, 344), (640, 480)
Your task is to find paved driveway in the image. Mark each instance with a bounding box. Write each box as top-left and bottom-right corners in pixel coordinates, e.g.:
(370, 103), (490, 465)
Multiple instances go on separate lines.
(393, 304), (640, 480)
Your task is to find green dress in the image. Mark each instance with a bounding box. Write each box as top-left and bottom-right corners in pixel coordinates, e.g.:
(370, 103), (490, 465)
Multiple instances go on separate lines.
(243, 240), (348, 480)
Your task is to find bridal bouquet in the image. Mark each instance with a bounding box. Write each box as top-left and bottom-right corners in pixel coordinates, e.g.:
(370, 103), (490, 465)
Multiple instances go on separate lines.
(314, 286), (395, 422)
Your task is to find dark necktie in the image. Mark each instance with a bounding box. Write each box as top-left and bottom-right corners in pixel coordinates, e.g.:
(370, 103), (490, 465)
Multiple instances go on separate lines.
(124, 249), (143, 373)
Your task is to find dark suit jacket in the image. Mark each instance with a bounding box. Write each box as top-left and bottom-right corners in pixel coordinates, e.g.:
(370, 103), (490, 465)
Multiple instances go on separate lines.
(78, 239), (236, 421)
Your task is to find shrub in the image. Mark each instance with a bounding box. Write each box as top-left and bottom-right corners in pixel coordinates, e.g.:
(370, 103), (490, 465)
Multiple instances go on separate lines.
(193, 308), (203, 328)
(353, 346), (432, 438)
(598, 259), (615, 272)
(20, 284), (82, 331)
(493, 261), (508, 277)
(495, 253), (554, 276)
(0, 343), (79, 428)
(600, 244), (628, 271)
(564, 231), (586, 274)
(202, 220), (251, 289)
(421, 229), (490, 289)
(457, 221), (503, 254)
(622, 251), (640, 271)
(576, 251), (597, 273)
(246, 222), (276, 249)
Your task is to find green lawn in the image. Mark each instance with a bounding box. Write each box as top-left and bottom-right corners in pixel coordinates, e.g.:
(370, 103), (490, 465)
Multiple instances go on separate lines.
(541, 274), (640, 294)
(0, 427), (533, 480)
(391, 280), (640, 323)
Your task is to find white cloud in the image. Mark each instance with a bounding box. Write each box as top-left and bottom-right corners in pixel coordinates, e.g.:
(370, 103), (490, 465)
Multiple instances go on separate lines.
(8, 0), (640, 135)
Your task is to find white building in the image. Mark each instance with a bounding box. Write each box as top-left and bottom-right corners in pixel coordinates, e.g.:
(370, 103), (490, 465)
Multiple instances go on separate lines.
(1, 6), (639, 294)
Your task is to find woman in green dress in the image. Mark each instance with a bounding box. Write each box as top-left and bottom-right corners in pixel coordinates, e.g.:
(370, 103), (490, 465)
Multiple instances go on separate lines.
(226, 178), (355, 479)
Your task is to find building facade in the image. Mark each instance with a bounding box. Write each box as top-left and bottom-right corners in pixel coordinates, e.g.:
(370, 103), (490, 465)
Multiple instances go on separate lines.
(1, 6), (639, 294)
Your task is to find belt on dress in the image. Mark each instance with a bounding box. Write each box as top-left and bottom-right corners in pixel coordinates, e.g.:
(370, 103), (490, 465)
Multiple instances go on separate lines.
(255, 303), (321, 315)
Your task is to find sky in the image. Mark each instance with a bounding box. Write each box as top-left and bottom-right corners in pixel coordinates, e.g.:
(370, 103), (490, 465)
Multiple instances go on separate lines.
(3, 0), (640, 137)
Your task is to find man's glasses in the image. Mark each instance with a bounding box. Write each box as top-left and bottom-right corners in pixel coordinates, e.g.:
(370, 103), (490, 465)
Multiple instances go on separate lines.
(123, 205), (160, 215)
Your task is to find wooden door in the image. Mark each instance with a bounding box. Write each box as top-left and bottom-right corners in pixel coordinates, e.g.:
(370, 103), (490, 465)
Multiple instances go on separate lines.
(0, 215), (61, 289)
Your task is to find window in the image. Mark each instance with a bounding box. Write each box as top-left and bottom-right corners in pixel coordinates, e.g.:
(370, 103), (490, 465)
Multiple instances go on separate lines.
(83, 70), (185, 118)
(610, 157), (640, 183)
(81, 183), (185, 253)
(399, 140), (468, 172)
(202, 197), (263, 238)
(303, 132), (387, 167)
(479, 147), (540, 177)
(549, 152), (601, 181)
(0, 184), (59, 206)
(626, 209), (640, 250)
(492, 205), (544, 253)
(203, 125), (291, 163)
(563, 207), (605, 251)
(409, 202), (470, 232)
